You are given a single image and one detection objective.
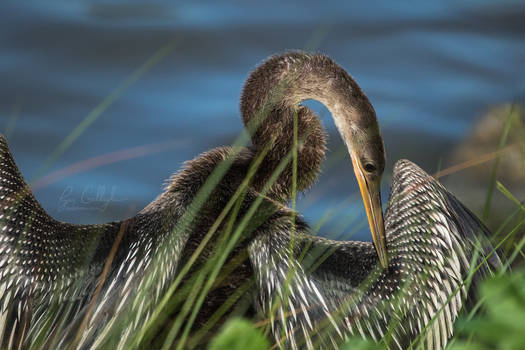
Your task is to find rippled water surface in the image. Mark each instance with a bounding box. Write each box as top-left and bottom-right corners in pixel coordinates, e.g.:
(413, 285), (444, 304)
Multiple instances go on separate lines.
(1, 1), (524, 240)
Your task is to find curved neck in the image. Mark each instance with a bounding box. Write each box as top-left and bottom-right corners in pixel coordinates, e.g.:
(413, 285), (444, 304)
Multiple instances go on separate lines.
(240, 52), (381, 199)
(241, 52), (378, 150)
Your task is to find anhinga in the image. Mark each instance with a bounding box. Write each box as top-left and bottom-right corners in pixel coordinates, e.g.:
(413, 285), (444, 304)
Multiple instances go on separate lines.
(0, 52), (499, 350)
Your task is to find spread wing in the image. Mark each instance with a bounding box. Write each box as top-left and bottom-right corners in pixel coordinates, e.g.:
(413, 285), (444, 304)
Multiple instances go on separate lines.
(0, 135), (242, 350)
(248, 159), (500, 350)
(380, 159), (500, 350)
(0, 134), (125, 348)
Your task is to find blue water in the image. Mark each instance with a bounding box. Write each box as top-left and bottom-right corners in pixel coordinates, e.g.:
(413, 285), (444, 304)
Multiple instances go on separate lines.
(1, 1), (524, 241)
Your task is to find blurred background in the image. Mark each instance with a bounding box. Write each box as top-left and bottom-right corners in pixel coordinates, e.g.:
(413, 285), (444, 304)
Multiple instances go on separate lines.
(1, 1), (524, 245)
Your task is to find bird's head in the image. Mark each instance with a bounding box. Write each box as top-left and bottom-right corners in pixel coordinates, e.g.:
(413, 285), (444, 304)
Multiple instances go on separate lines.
(336, 103), (388, 269)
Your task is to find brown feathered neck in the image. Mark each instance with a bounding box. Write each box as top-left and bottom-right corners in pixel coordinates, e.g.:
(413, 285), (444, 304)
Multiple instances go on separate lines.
(240, 51), (384, 201)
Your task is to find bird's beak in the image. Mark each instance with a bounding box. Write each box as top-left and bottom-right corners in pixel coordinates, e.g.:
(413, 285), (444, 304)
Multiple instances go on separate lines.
(350, 153), (388, 269)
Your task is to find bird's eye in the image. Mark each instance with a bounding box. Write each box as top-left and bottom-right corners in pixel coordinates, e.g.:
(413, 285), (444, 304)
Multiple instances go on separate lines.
(363, 162), (376, 173)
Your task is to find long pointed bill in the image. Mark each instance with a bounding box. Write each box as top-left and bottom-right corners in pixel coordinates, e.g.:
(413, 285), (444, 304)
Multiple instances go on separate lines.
(350, 154), (388, 269)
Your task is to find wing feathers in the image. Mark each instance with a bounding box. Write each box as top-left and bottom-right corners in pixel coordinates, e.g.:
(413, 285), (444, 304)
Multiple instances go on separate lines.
(249, 159), (500, 350)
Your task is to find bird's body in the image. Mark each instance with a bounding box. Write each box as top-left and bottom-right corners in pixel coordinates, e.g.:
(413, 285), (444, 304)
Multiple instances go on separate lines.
(0, 52), (499, 350)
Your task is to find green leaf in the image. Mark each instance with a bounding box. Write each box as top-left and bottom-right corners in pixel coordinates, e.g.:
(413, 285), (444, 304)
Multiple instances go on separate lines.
(340, 337), (383, 350)
(208, 319), (269, 350)
(453, 271), (525, 350)
(448, 342), (487, 350)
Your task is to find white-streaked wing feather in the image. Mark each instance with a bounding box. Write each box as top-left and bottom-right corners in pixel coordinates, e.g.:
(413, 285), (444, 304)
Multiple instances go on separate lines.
(249, 159), (499, 350)
(0, 135), (188, 349)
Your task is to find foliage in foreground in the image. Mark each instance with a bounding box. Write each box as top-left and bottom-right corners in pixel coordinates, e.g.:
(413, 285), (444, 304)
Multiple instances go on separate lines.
(209, 270), (525, 350)
(208, 319), (269, 350)
(450, 271), (525, 350)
